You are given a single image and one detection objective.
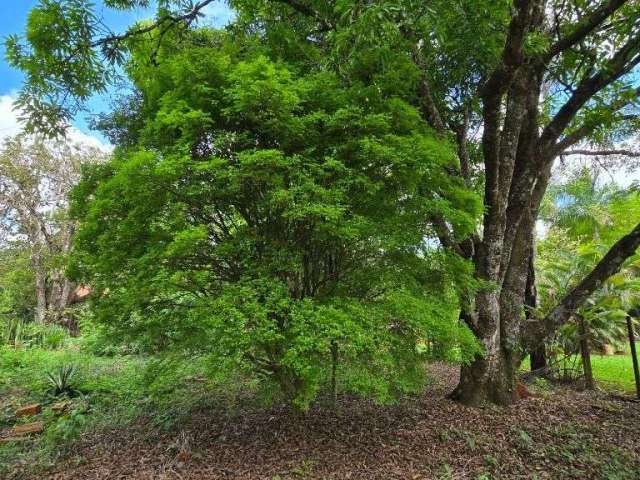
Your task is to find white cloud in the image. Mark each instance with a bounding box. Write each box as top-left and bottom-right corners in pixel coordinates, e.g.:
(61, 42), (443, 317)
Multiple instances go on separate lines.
(0, 93), (111, 151)
(0, 94), (23, 139)
(202, 1), (236, 27)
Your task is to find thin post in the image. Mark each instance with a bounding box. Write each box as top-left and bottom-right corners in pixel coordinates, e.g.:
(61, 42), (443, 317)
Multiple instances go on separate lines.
(578, 315), (594, 390)
(330, 340), (338, 406)
(625, 315), (640, 399)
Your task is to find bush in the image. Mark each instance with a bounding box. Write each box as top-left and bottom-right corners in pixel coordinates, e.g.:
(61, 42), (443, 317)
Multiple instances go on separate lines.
(1, 317), (69, 349)
(69, 29), (482, 409)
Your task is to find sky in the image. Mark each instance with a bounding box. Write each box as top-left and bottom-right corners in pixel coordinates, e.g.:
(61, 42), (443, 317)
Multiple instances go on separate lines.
(0, 1), (234, 146)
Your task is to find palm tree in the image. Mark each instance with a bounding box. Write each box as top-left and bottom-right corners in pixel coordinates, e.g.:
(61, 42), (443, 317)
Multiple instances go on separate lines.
(536, 169), (640, 388)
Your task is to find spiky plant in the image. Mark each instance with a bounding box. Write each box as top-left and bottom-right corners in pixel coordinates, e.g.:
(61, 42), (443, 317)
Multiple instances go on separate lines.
(47, 364), (77, 397)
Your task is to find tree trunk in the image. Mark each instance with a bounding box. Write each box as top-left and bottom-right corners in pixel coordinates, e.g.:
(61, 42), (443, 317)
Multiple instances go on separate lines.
(330, 340), (338, 406)
(452, 347), (518, 406)
(454, 210), (537, 406)
(626, 315), (640, 399)
(578, 315), (594, 390)
(530, 345), (547, 372)
(451, 288), (520, 406)
(32, 254), (48, 323)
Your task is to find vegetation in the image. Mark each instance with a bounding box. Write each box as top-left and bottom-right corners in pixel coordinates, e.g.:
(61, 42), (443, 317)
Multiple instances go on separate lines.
(535, 170), (640, 387)
(1, 0), (640, 478)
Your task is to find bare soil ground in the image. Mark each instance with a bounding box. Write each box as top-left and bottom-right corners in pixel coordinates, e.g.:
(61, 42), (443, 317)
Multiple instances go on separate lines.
(12, 364), (640, 480)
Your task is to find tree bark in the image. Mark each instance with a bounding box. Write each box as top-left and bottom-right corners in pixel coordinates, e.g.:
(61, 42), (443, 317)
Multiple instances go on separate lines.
(451, 347), (517, 406)
(32, 253), (47, 324)
(578, 315), (595, 390)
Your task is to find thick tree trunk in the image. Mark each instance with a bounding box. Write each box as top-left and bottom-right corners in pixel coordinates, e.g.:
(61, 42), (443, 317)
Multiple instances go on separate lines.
(452, 346), (518, 406)
(578, 315), (594, 389)
(414, 0), (637, 407)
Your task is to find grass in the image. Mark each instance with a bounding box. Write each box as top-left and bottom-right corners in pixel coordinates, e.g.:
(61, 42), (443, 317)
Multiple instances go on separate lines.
(0, 341), (239, 477)
(590, 352), (639, 393)
(522, 343), (640, 394)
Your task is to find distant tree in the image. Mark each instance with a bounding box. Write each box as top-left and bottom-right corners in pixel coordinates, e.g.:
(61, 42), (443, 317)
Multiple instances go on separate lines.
(0, 245), (36, 322)
(0, 136), (104, 326)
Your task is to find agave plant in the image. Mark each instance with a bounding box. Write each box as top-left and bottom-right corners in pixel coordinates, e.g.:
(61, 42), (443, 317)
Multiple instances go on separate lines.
(47, 364), (77, 397)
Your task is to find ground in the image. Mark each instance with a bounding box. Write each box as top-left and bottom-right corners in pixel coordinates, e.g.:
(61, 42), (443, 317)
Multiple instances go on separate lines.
(2, 354), (639, 480)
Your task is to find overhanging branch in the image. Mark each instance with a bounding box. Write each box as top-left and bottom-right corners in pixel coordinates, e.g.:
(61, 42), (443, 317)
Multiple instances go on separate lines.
(527, 220), (640, 347)
(91, 0), (217, 49)
(562, 148), (640, 157)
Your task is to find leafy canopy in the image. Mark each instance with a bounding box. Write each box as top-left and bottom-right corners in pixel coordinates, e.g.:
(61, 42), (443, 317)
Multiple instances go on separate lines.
(70, 28), (481, 407)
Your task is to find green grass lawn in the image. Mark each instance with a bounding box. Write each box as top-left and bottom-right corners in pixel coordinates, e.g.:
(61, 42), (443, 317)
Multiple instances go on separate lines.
(590, 352), (639, 393)
(523, 343), (640, 394)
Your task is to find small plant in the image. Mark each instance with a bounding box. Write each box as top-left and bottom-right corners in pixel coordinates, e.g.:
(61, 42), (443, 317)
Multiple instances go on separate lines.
(483, 454), (498, 467)
(47, 364), (77, 396)
(45, 407), (88, 448)
(290, 459), (315, 477)
(514, 428), (533, 450)
(1, 316), (25, 346)
(532, 376), (550, 391)
(438, 464), (454, 480)
(475, 474), (493, 480)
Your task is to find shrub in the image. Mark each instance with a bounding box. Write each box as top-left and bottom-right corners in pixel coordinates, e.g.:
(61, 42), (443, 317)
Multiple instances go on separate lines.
(46, 364), (77, 397)
(70, 29), (482, 408)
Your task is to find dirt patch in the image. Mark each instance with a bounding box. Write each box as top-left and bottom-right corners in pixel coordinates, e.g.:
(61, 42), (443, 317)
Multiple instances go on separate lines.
(12, 364), (640, 479)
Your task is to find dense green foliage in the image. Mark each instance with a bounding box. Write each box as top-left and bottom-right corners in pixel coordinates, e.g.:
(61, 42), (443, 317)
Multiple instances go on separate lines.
(5, 0), (639, 415)
(538, 171), (640, 355)
(69, 30), (481, 407)
(0, 246), (35, 323)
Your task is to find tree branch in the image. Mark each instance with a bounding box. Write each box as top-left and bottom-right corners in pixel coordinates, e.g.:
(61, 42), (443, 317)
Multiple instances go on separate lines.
(551, 84), (640, 155)
(271, 0), (333, 29)
(481, 0), (540, 100)
(91, 0), (217, 49)
(540, 38), (640, 151)
(562, 148), (640, 157)
(544, 0), (629, 62)
(530, 220), (640, 346)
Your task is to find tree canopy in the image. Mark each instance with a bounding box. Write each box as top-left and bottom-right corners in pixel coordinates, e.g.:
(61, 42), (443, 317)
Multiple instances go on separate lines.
(67, 28), (481, 406)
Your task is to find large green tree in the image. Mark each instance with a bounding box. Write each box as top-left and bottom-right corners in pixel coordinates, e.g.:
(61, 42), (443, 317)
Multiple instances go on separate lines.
(8, 0), (640, 405)
(67, 29), (481, 407)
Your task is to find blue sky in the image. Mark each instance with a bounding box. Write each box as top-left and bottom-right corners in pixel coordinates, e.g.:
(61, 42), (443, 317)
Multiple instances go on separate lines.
(0, 1), (234, 141)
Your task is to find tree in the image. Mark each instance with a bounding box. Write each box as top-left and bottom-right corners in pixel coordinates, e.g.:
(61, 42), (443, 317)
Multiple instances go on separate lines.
(0, 135), (104, 326)
(67, 29), (482, 407)
(7, 0), (640, 405)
